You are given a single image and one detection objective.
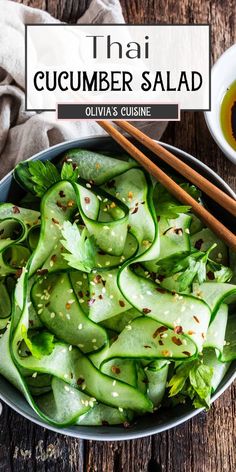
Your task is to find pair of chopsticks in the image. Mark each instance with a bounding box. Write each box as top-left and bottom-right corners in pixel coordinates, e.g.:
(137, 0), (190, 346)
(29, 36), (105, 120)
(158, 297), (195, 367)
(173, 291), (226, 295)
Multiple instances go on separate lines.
(98, 120), (236, 252)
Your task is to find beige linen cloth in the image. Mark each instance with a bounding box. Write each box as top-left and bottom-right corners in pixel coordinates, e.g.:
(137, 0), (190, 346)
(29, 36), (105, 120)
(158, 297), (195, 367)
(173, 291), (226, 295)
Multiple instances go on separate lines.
(0, 0), (167, 179)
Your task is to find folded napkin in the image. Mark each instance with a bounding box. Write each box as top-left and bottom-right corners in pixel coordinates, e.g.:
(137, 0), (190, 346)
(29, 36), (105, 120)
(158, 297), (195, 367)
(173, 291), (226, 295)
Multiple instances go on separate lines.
(0, 0), (167, 179)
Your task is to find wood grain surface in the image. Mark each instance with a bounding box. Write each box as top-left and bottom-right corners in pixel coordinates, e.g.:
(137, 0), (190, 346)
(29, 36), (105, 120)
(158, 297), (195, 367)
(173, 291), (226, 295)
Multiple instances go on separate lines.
(2, 1), (236, 471)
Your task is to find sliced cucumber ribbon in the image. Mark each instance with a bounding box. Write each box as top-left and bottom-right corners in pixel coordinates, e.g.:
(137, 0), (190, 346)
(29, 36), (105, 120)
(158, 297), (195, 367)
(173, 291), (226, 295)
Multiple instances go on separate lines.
(0, 149), (234, 427)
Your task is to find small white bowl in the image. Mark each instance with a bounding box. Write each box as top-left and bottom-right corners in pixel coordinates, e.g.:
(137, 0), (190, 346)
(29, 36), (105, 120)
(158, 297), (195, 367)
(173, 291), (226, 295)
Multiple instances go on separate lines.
(204, 44), (236, 165)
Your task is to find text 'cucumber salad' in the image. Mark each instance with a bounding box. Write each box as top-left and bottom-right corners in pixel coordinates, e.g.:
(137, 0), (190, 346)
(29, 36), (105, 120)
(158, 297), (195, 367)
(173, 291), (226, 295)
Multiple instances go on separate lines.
(0, 148), (235, 428)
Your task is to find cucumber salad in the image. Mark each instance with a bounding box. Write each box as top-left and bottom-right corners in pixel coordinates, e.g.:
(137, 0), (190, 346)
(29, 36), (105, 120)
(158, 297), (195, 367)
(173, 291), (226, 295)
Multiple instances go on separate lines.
(0, 148), (235, 428)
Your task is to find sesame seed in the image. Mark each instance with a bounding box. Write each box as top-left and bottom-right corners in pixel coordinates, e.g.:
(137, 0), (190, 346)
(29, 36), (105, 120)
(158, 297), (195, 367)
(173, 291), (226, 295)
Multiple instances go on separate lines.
(78, 324), (83, 330)
(89, 400), (94, 407)
(66, 313), (71, 320)
(64, 386), (70, 391)
(79, 299), (85, 304)
(76, 281), (82, 286)
(185, 228), (190, 234)
(92, 339), (97, 343)
(125, 325), (132, 330)
(38, 309), (43, 315)
(118, 407), (124, 412)
(32, 372), (37, 378)
(86, 183), (91, 188)
(105, 261), (110, 266)
(64, 374), (69, 379)
(102, 287), (106, 294)
(112, 380), (116, 386)
(103, 226), (109, 230)
(108, 248), (113, 252)
(111, 392), (119, 397)
(67, 289), (73, 293)
(68, 345), (72, 351)
(110, 295), (114, 299)
(50, 312), (55, 318)
(78, 344), (84, 348)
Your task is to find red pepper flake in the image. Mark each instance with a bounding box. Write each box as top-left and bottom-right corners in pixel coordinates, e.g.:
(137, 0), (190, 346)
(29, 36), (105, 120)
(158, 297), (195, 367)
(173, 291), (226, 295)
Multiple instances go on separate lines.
(51, 254), (57, 262)
(194, 239), (203, 250)
(142, 378), (148, 384)
(56, 201), (67, 211)
(158, 340), (164, 346)
(12, 206), (20, 214)
(0, 229), (4, 236)
(59, 190), (66, 198)
(15, 268), (23, 278)
(111, 366), (121, 374)
(174, 326), (183, 334)
(93, 275), (102, 284)
(174, 228), (183, 235)
(84, 197), (90, 204)
(52, 218), (59, 225)
(98, 294), (103, 300)
(72, 163), (78, 171)
(193, 315), (200, 324)
(45, 302), (51, 307)
(156, 274), (165, 282)
(77, 377), (84, 386)
(172, 336), (183, 346)
(88, 298), (95, 306)
(119, 300), (125, 307)
(102, 420), (109, 426)
(66, 302), (71, 310)
(182, 351), (191, 357)
(70, 372), (73, 379)
(144, 345), (152, 349)
(131, 207), (138, 215)
(207, 271), (215, 280)
(36, 269), (48, 276)
(78, 291), (83, 298)
(153, 326), (168, 338)
(156, 287), (167, 294)
(201, 332), (206, 339)
(29, 320), (34, 326)
(187, 330), (195, 335)
(143, 308), (151, 314)
(98, 250), (106, 255)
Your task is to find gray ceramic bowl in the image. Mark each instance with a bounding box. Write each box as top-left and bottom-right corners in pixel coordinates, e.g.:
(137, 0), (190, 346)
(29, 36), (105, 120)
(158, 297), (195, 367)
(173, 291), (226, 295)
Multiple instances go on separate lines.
(0, 136), (235, 441)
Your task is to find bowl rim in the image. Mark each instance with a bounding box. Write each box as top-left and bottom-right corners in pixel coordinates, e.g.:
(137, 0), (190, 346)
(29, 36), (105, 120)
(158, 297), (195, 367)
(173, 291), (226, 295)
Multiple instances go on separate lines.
(0, 135), (235, 441)
(204, 43), (236, 165)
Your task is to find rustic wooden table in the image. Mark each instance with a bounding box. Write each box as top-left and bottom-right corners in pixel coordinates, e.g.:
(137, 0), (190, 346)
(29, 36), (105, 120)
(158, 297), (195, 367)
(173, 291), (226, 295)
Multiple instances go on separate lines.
(2, 1), (236, 471)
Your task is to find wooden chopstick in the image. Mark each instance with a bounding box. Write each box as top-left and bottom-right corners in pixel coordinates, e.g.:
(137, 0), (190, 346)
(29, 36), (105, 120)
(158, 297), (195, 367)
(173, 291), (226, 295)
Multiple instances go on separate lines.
(98, 120), (236, 252)
(114, 120), (236, 218)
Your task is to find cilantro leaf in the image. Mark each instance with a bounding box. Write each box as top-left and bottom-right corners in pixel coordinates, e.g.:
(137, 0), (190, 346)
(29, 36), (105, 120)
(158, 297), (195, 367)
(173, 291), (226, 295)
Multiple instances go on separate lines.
(168, 359), (213, 409)
(28, 161), (61, 197)
(155, 184), (191, 219)
(180, 183), (202, 201)
(61, 221), (96, 272)
(61, 162), (80, 182)
(156, 243), (232, 291)
(21, 325), (55, 360)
